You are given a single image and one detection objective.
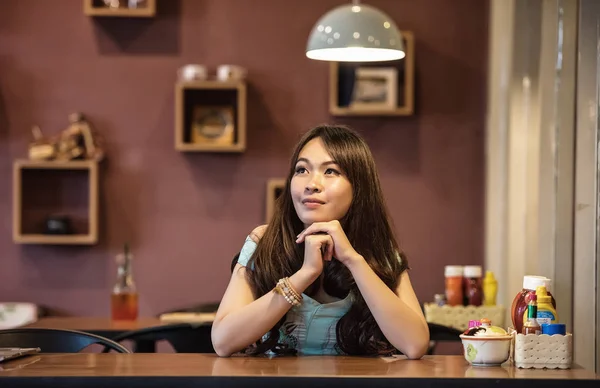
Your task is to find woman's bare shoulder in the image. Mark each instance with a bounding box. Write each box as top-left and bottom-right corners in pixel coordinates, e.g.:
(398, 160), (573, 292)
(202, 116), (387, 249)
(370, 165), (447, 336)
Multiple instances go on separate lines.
(249, 224), (268, 243)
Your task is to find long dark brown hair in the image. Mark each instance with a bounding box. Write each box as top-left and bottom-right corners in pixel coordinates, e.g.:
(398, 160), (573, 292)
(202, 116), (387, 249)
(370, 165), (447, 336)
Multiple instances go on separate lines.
(245, 124), (409, 356)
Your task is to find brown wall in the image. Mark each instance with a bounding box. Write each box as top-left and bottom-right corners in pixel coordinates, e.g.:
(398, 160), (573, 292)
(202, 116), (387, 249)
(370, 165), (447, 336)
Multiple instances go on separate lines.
(0, 0), (488, 316)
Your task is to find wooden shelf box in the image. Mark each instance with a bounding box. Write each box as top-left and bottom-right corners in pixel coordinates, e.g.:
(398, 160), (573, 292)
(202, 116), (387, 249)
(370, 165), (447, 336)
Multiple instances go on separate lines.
(329, 31), (415, 116)
(13, 160), (99, 245)
(84, 0), (156, 17)
(265, 178), (285, 223)
(175, 81), (247, 153)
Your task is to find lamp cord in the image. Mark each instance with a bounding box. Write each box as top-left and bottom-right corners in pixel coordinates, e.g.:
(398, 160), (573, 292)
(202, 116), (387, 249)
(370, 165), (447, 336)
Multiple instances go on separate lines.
(352, 0), (360, 5)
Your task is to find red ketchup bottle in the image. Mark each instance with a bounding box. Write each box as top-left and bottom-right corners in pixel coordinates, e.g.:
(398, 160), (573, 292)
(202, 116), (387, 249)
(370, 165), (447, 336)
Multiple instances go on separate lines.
(511, 275), (556, 333)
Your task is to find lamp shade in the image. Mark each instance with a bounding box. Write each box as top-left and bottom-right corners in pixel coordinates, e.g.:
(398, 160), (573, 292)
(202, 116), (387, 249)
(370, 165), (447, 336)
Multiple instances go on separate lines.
(306, 4), (404, 62)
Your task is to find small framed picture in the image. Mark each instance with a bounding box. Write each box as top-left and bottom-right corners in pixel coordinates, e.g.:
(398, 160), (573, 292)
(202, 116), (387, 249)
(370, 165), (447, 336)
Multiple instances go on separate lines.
(190, 106), (235, 145)
(350, 67), (398, 110)
(265, 179), (286, 223)
(329, 30), (414, 116)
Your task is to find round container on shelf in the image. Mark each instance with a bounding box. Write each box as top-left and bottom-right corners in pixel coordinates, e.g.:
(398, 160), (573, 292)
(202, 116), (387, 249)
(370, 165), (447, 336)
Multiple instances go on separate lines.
(444, 266), (464, 277)
(541, 323), (566, 335)
(464, 266), (482, 278)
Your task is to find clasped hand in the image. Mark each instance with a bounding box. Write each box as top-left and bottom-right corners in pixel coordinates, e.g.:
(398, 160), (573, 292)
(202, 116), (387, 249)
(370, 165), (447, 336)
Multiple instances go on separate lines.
(296, 221), (363, 269)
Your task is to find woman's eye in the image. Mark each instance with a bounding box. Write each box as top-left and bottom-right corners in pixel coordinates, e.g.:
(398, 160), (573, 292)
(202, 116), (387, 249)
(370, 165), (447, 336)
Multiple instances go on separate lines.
(295, 167), (307, 174)
(325, 168), (340, 175)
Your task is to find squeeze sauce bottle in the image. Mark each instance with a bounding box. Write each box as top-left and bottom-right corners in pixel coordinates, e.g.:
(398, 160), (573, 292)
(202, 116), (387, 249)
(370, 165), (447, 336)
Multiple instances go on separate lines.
(535, 285), (558, 325)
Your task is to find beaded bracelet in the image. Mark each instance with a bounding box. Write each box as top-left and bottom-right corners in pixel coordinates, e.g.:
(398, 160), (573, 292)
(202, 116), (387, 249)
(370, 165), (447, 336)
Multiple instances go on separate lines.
(274, 277), (303, 306)
(282, 277), (302, 301)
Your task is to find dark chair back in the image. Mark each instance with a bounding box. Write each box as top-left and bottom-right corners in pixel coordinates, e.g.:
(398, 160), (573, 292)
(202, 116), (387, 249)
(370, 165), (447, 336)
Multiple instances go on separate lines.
(427, 322), (463, 354)
(160, 303), (219, 315)
(107, 323), (214, 353)
(0, 328), (130, 353)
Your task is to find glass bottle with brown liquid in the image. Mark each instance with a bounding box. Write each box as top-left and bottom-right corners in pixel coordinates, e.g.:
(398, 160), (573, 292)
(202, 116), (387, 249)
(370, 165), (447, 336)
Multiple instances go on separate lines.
(522, 294), (541, 335)
(111, 244), (138, 321)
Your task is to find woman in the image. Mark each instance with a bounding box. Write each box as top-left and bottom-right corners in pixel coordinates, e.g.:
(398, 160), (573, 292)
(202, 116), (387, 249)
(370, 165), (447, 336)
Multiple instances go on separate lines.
(211, 124), (429, 358)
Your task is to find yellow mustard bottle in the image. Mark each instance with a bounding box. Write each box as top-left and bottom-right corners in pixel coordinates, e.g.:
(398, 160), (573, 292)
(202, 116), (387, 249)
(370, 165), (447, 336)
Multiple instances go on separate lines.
(535, 285), (558, 325)
(483, 271), (498, 306)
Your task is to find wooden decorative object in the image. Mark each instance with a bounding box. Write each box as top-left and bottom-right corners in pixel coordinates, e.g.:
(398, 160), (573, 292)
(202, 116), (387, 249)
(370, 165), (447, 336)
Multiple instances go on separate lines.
(424, 303), (506, 331)
(28, 113), (104, 163)
(190, 106), (235, 146)
(329, 31), (415, 116)
(83, 0), (156, 17)
(265, 179), (285, 223)
(175, 81), (247, 152)
(13, 160), (99, 245)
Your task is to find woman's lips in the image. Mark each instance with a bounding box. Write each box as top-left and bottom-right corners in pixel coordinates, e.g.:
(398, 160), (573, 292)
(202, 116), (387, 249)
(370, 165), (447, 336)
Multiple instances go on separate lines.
(303, 202), (323, 209)
(302, 199), (325, 209)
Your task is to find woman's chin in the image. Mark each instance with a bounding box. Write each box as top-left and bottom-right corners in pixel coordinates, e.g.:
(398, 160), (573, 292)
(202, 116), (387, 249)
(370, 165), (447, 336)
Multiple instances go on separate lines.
(299, 214), (333, 225)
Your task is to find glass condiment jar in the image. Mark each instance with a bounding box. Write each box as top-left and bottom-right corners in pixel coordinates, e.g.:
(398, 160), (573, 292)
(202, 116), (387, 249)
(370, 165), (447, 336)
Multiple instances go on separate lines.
(464, 265), (483, 306)
(510, 275), (556, 333)
(444, 266), (464, 306)
(434, 294), (447, 306)
(522, 294), (541, 335)
(111, 244), (138, 321)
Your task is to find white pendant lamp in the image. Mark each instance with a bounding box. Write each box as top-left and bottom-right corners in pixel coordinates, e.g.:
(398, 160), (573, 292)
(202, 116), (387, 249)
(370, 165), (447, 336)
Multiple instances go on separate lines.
(306, 0), (405, 62)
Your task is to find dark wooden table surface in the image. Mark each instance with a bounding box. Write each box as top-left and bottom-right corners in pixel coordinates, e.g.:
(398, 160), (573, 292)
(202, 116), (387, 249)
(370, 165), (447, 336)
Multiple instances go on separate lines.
(0, 354), (596, 388)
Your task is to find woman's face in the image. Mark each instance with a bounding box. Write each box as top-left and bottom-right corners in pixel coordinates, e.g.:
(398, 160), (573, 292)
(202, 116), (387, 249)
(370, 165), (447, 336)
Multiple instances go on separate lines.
(291, 138), (353, 228)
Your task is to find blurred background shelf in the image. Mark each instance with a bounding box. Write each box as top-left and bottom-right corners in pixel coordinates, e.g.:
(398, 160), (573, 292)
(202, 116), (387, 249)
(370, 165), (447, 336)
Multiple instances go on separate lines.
(175, 81), (247, 153)
(12, 160), (99, 245)
(329, 31), (415, 116)
(83, 0), (156, 18)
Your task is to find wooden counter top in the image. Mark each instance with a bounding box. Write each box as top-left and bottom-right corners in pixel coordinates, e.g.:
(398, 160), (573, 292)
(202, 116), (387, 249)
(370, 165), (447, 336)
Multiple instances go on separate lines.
(24, 315), (214, 334)
(0, 354), (596, 388)
(24, 317), (165, 332)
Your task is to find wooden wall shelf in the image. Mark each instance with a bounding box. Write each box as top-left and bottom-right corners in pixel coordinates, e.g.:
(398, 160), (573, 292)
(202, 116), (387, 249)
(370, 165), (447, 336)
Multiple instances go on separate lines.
(84, 0), (156, 17)
(175, 81), (247, 153)
(13, 160), (99, 245)
(329, 31), (415, 116)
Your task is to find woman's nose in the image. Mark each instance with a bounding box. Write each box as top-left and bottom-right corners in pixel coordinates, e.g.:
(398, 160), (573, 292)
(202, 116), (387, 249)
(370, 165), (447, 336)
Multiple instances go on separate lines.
(305, 176), (323, 193)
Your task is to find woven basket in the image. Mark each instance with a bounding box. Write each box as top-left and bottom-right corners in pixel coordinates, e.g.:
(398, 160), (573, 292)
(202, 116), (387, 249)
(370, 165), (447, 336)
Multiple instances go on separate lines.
(512, 332), (572, 369)
(423, 303), (505, 331)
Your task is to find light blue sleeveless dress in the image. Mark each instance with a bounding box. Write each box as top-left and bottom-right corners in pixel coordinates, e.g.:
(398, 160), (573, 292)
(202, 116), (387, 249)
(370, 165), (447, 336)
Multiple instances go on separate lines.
(237, 236), (352, 356)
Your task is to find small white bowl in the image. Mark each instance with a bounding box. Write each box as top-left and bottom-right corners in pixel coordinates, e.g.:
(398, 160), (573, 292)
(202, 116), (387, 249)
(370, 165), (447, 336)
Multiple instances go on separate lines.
(460, 334), (512, 367)
(177, 64), (208, 82)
